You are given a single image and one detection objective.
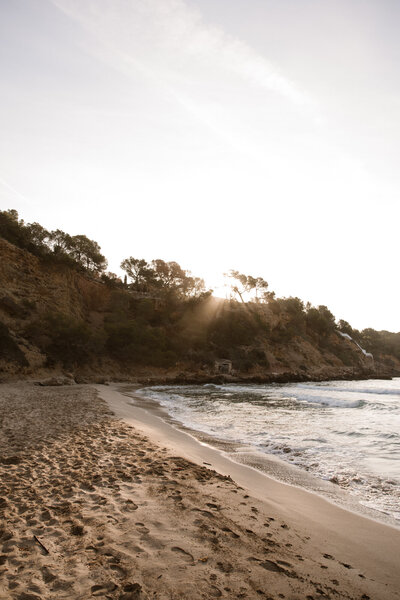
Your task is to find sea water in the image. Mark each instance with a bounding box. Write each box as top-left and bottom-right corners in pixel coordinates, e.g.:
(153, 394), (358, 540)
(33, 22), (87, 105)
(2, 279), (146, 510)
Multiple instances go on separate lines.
(136, 379), (400, 523)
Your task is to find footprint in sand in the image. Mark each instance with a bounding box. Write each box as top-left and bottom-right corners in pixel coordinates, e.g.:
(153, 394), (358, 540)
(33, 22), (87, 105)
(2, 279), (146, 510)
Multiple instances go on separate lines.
(248, 556), (262, 563)
(171, 546), (194, 562)
(168, 494), (183, 502)
(85, 545), (98, 558)
(136, 524), (150, 534)
(109, 563), (127, 578)
(276, 560), (292, 567)
(106, 514), (119, 524)
(41, 566), (56, 584)
(206, 503), (220, 510)
(91, 582), (118, 596)
(70, 524), (85, 536)
(221, 527), (240, 539)
(259, 559), (286, 573)
(217, 561), (233, 573)
(264, 539), (280, 548)
(208, 584), (222, 597)
(192, 508), (215, 518)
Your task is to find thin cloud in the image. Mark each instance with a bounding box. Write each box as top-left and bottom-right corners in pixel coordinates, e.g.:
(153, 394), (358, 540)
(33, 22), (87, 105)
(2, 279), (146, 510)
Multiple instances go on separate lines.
(0, 175), (33, 206)
(50, 0), (317, 112)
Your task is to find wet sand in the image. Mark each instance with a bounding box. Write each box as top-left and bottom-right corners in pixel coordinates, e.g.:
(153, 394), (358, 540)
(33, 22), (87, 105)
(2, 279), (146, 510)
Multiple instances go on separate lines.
(0, 382), (399, 599)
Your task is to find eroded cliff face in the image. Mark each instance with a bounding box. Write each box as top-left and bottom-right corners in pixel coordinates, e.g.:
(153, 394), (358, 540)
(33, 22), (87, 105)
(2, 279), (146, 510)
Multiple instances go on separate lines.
(0, 238), (398, 382)
(0, 238), (110, 319)
(0, 239), (111, 378)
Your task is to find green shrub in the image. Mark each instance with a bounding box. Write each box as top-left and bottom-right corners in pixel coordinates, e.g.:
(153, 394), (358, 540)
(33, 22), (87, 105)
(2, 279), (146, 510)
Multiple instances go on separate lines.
(26, 313), (93, 368)
(306, 305), (336, 339)
(208, 308), (258, 349)
(105, 319), (176, 366)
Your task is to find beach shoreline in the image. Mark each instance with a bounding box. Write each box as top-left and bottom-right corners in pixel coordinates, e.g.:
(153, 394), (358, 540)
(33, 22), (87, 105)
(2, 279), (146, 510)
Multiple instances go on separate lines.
(113, 369), (398, 387)
(114, 382), (400, 530)
(1, 381), (400, 599)
(98, 384), (400, 594)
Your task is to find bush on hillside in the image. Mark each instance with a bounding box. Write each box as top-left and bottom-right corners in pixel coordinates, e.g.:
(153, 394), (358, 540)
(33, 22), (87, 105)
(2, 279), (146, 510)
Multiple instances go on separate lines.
(25, 313), (95, 368)
(306, 305), (336, 339)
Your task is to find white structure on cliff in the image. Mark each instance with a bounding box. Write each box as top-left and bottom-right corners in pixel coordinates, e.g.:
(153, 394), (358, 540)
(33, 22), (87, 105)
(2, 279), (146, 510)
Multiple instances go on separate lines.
(337, 331), (374, 359)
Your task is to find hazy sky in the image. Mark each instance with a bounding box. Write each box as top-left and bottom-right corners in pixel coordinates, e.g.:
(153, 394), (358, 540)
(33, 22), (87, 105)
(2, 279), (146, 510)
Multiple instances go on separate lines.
(1, 0), (399, 331)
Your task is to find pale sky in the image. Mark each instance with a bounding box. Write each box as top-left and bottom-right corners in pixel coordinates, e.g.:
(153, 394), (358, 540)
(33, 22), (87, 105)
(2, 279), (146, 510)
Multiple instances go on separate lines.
(1, 0), (399, 331)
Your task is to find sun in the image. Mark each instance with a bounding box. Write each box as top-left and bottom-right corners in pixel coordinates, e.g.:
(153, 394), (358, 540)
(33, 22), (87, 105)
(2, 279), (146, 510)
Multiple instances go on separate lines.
(203, 273), (231, 299)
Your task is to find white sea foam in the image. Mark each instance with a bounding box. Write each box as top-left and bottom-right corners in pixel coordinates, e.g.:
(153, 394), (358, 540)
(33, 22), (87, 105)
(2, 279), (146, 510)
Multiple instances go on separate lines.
(137, 379), (400, 522)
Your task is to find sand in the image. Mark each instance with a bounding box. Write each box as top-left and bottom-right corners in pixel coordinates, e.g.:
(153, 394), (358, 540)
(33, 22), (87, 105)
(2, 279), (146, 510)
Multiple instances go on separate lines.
(0, 383), (399, 600)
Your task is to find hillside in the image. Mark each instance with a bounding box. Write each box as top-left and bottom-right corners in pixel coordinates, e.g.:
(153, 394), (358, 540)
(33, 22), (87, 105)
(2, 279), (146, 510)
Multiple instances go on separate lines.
(1, 211), (400, 383)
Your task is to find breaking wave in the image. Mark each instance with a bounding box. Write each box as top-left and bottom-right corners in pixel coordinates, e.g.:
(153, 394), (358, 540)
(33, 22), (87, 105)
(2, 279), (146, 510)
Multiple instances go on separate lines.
(136, 378), (400, 522)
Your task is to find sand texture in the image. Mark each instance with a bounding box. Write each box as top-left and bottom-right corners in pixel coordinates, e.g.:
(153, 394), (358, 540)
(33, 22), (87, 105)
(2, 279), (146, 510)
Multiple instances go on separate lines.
(0, 383), (399, 600)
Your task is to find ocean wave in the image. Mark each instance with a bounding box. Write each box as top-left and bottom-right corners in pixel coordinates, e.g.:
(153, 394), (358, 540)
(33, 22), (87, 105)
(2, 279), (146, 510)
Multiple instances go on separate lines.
(296, 382), (400, 397)
(291, 395), (365, 408)
(134, 380), (400, 523)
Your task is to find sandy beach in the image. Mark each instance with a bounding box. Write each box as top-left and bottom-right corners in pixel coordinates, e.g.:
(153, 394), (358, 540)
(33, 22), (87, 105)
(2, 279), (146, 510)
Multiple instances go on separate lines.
(1, 383), (399, 600)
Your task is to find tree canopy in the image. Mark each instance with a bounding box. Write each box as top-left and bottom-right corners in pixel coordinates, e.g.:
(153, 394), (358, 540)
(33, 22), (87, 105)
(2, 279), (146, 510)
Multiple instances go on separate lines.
(227, 270), (270, 302)
(0, 209), (107, 274)
(2, 207), (400, 373)
(121, 257), (208, 299)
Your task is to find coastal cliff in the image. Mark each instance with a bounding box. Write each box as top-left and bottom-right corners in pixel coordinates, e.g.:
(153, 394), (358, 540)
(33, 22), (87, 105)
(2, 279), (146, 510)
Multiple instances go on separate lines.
(1, 237), (399, 383)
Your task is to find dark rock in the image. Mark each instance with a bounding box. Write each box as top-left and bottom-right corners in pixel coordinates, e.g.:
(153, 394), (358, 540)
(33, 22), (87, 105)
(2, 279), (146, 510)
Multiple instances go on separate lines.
(93, 376), (110, 384)
(0, 296), (28, 318)
(36, 376), (75, 386)
(74, 375), (90, 384)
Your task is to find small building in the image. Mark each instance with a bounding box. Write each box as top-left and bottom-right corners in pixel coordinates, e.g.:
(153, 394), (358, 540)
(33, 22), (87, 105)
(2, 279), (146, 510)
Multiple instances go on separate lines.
(129, 291), (164, 310)
(214, 359), (232, 374)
